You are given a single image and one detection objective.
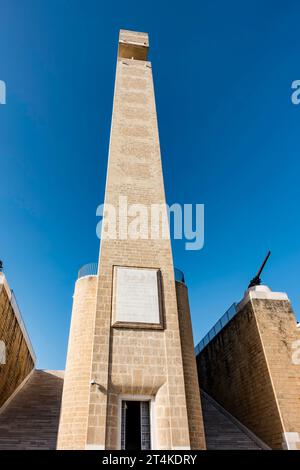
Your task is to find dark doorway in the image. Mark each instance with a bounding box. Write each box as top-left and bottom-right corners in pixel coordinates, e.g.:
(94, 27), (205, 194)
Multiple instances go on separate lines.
(125, 401), (141, 450)
(121, 400), (151, 450)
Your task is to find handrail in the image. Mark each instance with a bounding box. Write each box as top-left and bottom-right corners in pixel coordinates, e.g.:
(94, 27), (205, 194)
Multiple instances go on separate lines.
(195, 303), (237, 356)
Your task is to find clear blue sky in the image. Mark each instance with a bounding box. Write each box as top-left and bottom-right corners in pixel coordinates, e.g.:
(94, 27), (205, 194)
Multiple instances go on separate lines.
(1, 0), (300, 369)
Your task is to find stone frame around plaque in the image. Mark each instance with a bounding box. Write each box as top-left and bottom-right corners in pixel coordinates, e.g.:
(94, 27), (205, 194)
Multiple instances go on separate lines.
(111, 266), (164, 329)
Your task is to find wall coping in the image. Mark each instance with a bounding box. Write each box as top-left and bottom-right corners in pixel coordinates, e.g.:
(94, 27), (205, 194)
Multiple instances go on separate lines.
(237, 285), (289, 313)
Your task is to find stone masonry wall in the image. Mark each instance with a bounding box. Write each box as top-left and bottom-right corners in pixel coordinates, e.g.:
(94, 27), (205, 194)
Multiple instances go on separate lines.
(197, 300), (284, 449)
(254, 299), (300, 449)
(0, 281), (35, 409)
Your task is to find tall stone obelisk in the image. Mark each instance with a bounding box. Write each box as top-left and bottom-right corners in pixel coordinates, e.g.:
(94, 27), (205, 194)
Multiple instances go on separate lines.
(57, 30), (205, 450)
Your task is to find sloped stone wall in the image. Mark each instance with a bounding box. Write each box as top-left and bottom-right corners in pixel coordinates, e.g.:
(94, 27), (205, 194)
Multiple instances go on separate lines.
(196, 292), (300, 449)
(0, 282), (35, 408)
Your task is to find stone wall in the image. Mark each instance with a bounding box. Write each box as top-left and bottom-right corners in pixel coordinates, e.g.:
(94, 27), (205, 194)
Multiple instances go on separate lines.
(0, 275), (35, 409)
(197, 287), (300, 449)
(253, 297), (300, 449)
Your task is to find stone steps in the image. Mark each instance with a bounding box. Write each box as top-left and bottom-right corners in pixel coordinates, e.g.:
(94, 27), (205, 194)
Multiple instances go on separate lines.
(201, 390), (268, 450)
(0, 369), (64, 450)
(0, 369), (268, 450)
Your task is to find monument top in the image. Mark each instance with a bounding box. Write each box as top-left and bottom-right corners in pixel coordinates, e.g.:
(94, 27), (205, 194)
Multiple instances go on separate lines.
(118, 29), (149, 61)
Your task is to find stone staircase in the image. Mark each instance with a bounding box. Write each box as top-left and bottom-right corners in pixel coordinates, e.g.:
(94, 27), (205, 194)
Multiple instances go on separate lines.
(0, 370), (268, 450)
(0, 369), (64, 450)
(201, 390), (269, 450)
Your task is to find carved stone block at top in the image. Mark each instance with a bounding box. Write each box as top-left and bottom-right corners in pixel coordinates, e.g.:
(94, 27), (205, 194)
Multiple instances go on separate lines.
(118, 30), (149, 61)
(112, 266), (162, 327)
(119, 30), (149, 48)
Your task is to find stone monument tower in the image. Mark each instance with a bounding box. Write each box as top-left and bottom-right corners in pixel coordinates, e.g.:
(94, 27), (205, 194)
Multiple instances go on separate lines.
(57, 30), (205, 450)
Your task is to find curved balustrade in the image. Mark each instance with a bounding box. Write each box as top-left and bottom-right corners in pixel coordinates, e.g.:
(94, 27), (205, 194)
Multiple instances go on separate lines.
(78, 263), (185, 284)
(174, 268), (185, 284)
(77, 263), (98, 279)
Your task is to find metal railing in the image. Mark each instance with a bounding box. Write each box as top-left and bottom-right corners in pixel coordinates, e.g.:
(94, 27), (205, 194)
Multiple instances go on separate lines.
(195, 303), (237, 356)
(174, 268), (185, 284)
(78, 263), (98, 279)
(78, 262), (185, 284)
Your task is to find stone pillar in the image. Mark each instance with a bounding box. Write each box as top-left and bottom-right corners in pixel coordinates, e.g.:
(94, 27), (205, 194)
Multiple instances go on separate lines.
(84, 29), (201, 450)
(175, 281), (206, 449)
(58, 29), (205, 450)
(57, 275), (97, 449)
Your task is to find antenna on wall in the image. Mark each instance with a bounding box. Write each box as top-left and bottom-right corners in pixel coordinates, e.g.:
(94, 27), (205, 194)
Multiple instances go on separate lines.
(248, 250), (271, 288)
